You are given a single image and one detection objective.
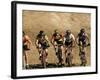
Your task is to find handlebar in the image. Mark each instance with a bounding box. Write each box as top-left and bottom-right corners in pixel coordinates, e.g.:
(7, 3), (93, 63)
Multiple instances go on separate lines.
(78, 43), (90, 47)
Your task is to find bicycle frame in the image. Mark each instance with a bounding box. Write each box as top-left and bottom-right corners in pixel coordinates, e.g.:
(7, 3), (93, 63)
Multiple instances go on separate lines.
(56, 45), (63, 65)
(40, 48), (47, 68)
(78, 44), (89, 66)
(65, 46), (73, 66)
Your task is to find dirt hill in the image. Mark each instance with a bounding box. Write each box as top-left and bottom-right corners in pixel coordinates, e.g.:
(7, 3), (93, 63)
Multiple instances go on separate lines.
(22, 10), (91, 67)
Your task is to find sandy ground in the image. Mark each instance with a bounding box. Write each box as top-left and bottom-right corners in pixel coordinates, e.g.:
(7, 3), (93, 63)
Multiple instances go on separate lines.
(22, 10), (91, 68)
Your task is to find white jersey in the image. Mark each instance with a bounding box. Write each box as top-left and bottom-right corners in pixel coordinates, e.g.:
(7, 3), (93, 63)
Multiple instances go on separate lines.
(64, 33), (75, 43)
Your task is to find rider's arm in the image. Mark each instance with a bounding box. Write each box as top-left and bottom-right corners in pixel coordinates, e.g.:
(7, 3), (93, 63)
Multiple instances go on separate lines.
(86, 34), (90, 44)
(71, 34), (75, 46)
(63, 36), (66, 45)
(35, 35), (39, 47)
(51, 34), (54, 44)
(71, 34), (75, 41)
(25, 35), (32, 45)
(76, 34), (79, 45)
(35, 39), (39, 48)
(45, 35), (51, 45)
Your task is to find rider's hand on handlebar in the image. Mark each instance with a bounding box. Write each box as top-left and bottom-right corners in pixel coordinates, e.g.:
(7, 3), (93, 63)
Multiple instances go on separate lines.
(87, 43), (90, 46)
(78, 43), (81, 46)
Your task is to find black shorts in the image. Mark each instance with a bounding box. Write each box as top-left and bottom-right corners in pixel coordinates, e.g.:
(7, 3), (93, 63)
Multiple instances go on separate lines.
(40, 44), (47, 50)
(39, 42), (50, 50)
(65, 41), (72, 47)
(79, 39), (86, 46)
(55, 40), (63, 46)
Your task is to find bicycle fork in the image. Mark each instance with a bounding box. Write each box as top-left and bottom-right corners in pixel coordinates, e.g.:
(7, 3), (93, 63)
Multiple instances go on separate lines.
(79, 46), (87, 66)
(40, 50), (47, 68)
(65, 47), (73, 66)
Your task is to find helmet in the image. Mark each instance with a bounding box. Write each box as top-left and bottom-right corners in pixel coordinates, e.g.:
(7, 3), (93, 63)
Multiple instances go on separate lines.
(39, 30), (45, 36)
(80, 28), (85, 33)
(23, 31), (25, 36)
(54, 29), (58, 34)
(66, 30), (71, 35)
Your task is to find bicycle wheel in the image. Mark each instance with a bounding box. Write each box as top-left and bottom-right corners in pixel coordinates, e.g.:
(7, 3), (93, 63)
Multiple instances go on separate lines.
(41, 50), (47, 68)
(66, 53), (73, 66)
(57, 47), (63, 65)
(80, 52), (87, 66)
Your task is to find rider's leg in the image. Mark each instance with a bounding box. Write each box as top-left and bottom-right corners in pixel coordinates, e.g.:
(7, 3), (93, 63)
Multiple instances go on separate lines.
(68, 46), (73, 66)
(79, 45), (82, 55)
(79, 41), (87, 66)
(38, 44), (42, 60)
(45, 49), (48, 63)
(54, 41), (58, 54)
(61, 46), (64, 64)
(23, 50), (26, 69)
(64, 46), (68, 64)
(82, 41), (86, 52)
(24, 51), (28, 68)
(64, 47), (67, 56)
(78, 41), (82, 54)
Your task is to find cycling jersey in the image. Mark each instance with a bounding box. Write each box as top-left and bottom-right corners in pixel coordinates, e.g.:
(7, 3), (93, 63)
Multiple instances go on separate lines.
(78, 33), (87, 42)
(64, 33), (75, 43)
(78, 32), (87, 45)
(53, 33), (62, 40)
(64, 33), (75, 47)
(52, 33), (63, 45)
(36, 34), (50, 48)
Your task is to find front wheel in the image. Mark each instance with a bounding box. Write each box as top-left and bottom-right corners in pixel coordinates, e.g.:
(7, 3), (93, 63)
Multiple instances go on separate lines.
(41, 50), (47, 68)
(80, 52), (87, 66)
(66, 53), (73, 67)
(57, 46), (63, 66)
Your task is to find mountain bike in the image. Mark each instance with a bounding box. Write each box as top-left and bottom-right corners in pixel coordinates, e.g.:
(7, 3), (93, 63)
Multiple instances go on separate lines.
(78, 43), (90, 66)
(40, 47), (47, 68)
(56, 44), (63, 66)
(65, 46), (73, 67)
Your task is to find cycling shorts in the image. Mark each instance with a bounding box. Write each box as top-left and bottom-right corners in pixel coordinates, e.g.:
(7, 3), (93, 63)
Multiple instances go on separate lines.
(54, 39), (63, 46)
(65, 41), (72, 47)
(38, 42), (50, 50)
(79, 39), (86, 46)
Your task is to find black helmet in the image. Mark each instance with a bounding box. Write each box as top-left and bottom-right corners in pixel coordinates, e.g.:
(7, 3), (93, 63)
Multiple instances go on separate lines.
(66, 30), (71, 35)
(39, 30), (45, 36)
(80, 28), (85, 33)
(23, 31), (25, 36)
(39, 30), (44, 34)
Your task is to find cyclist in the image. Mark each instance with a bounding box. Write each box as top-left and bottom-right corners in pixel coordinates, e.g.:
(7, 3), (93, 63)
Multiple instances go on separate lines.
(23, 31), (32, 69)
(51, 29), (64, 65)
(35, 30), (50, 63)
(76, 28), (90, 66)
(76, 28), (90, 52)
(63, 30), (75, 66)
(64, 30), (75, 53)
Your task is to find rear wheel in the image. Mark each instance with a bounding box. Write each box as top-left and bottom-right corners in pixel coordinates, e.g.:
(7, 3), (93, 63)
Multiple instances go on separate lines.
(57, 46), (63, 66)
(80, 52), (87, 66)
(41, 50), (47, 68)
(66, 53), (73, 66)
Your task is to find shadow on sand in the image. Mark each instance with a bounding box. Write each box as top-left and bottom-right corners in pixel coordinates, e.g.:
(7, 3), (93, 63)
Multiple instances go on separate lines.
(25, 63), (81, 69)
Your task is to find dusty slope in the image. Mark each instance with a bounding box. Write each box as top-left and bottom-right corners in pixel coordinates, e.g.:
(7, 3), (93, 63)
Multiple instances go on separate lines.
(22, 10), (91, 67)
